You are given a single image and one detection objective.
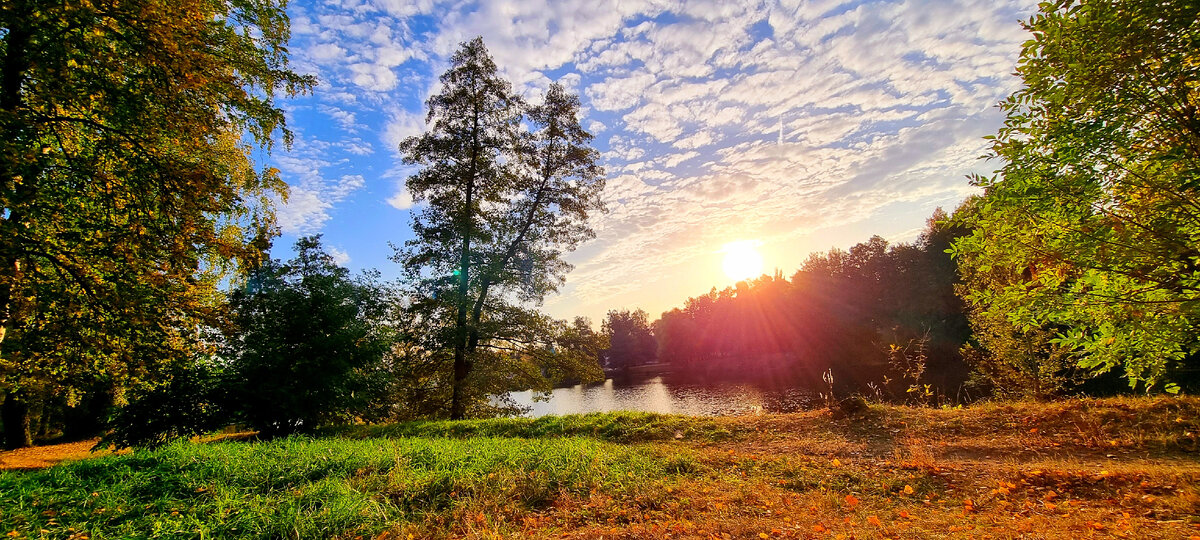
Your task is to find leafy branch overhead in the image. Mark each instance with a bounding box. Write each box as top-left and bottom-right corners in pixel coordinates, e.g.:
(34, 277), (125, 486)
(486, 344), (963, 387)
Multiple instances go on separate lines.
(0, 0), (313, 448)
(952, 0), (1200, 391)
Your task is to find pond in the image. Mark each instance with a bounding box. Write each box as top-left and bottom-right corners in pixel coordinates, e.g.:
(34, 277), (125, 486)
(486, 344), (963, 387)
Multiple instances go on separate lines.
(504, 377), (818, 417)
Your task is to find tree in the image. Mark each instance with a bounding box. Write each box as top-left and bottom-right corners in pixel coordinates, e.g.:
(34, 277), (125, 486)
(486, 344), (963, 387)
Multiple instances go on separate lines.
(103, 237), (401, 446)
(601, 309), (656, 374)
(0, 0), (313, 447)
(952, 0), (1200, 393)
(397, 38), (604, 419)
(224, 237), (398, 437)
(552, 317), (608, 382)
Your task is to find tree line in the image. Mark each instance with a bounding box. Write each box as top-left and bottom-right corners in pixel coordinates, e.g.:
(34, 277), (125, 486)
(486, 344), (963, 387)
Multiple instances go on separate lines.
(602, 212), (973, 403)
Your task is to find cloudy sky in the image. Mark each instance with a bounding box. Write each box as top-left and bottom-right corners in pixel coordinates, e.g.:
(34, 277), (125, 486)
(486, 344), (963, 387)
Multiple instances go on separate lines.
(266, 0), (1035, 323)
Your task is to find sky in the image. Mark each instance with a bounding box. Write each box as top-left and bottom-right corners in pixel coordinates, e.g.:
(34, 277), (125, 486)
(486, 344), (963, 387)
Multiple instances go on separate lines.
(265, 0), (1036, 324)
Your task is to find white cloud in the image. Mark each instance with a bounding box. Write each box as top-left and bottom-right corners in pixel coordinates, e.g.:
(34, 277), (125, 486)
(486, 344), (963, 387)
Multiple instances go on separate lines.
(328, 245), (352, 266)
(383, 108), (426, 154)
(318, 105), (359, 131)
(272, 138), (369, 234)
(309, 42), (348, 62)
(387, 187), (415, 210)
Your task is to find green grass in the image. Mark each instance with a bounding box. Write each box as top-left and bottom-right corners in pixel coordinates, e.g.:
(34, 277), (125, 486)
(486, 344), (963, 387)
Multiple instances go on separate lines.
(325, 411), (735, 443)
(0, 435), (697, 539)
(5, 401), (1198, 539)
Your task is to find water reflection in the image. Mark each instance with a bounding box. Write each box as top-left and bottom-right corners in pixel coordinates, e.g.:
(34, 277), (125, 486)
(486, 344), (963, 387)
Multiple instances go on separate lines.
(505, 377), (817, 417)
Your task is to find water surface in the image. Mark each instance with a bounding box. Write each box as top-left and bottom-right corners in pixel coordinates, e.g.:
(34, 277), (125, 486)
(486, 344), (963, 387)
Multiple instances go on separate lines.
(505, 377), (817, 417)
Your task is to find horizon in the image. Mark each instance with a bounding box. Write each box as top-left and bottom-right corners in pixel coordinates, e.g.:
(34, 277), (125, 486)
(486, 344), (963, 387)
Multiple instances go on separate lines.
(264, 0), (1035, 323)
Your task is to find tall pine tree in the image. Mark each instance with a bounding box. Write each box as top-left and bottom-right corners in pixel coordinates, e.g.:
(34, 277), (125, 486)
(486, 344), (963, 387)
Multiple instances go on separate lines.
(397, 40), (604, 419)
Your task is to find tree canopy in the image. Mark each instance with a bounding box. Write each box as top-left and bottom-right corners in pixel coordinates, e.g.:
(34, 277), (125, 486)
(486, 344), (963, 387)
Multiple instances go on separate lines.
(952, 0), (1200, 393)
(0, 0), (313, 447)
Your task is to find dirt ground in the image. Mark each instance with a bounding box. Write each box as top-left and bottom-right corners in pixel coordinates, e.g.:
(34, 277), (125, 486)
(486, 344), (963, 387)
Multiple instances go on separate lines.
(0, 439), (116, 471)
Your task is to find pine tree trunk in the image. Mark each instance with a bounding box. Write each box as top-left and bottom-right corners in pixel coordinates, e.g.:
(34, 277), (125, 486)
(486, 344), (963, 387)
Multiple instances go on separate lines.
(2, 391), (32, 449)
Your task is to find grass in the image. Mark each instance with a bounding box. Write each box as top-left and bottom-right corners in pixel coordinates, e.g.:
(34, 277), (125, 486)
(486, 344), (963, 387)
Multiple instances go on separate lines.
(0, 437), (697, 538)
(2, 397), (1199, 538)
(324, 411), (736, 443)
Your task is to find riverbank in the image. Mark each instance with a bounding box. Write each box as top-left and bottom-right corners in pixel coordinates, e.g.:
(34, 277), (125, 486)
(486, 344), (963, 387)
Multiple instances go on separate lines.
(2, 398), (1198, 538)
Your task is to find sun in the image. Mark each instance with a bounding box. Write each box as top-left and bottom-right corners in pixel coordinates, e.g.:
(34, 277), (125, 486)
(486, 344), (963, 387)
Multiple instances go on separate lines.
(722, 240), (764, 281)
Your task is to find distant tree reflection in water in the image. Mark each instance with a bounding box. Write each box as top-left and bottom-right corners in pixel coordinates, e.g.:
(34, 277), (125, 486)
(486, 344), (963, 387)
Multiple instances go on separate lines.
(506, 377), (818, 417)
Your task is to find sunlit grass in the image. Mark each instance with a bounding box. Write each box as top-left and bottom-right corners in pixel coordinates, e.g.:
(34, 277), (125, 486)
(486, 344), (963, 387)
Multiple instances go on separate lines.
(326, 410), (736, 443)
(3, 399), (1198, 539)
(0, 436), (696, 538)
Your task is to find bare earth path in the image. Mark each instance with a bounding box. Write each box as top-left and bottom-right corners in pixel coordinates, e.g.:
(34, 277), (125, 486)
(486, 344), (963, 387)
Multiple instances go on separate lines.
(0, 439), (110, 471)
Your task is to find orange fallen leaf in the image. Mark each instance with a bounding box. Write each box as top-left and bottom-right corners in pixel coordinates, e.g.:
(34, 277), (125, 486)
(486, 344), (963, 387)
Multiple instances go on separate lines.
(867, 515), (882, 527)
(844, 494), (859, 507)
(903, 485), (914, 495)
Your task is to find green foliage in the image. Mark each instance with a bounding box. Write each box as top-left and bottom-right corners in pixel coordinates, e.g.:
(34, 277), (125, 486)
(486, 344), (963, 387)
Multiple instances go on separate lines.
(101, 359), (229, 450)
(0, 0), (313, 447)
(952, 0), (1200, 392)
(224, 237), (400, 437)
(396, 38), (605, 418)
(101, 237), (403, 447)
(603, 309), (657, 373)
(0, 435), (684, 538)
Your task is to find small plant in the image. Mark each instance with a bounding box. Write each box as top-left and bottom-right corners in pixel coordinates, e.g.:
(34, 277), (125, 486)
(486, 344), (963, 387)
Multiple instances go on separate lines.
(866, 381), (884, 401)
(820, 368), (836, 409)
(886, 332), (936, 406)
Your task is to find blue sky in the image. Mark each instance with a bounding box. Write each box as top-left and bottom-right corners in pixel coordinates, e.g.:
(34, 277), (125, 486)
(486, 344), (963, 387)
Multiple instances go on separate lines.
(265, 0), (1035, 323)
